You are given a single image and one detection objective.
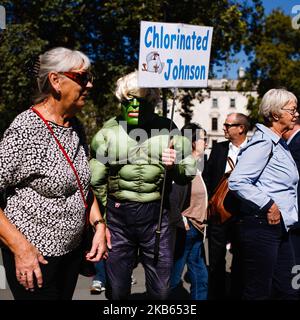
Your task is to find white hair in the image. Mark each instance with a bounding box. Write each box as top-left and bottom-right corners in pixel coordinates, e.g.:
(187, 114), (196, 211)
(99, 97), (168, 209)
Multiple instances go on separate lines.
(115, 71), (160, 105)
(259, 88), (297, 123)
(35, 47), (91, 103)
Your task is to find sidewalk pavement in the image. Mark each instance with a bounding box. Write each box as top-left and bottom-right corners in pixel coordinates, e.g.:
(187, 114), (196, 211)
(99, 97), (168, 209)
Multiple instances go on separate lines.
(0, 253), (191, 300)
(0, 241), (232, 300)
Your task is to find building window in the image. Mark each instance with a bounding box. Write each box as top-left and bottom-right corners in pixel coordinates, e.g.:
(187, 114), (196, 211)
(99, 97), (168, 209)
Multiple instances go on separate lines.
(212, 139), (218, 147)
(230, 98), (236, 108)
(212, 118), (218, 131)
(212, 98), (218, 108)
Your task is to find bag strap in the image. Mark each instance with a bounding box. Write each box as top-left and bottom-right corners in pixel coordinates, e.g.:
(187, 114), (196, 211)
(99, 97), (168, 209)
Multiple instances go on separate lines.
(227, 157), (235, 170)
(31, 107), (88, 210)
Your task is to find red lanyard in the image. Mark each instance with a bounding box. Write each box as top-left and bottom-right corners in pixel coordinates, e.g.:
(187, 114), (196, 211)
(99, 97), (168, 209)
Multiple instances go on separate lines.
(31, 107), (88, 210)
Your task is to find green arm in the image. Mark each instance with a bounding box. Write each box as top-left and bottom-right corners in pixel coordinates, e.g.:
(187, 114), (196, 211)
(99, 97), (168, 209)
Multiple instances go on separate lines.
(89, 130), (109, 217)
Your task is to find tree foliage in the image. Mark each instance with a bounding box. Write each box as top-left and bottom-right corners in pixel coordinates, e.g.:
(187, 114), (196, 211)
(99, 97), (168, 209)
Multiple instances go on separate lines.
(239, 10), (300, 122)
(0, 0), (264, 140)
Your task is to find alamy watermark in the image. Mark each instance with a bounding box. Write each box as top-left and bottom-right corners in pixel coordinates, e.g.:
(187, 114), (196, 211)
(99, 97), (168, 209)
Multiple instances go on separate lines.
(93, 121), (201, 176)
(291, 5), (300, 29)
(292, 265), (300, 289)
(0, 5), (6, 30)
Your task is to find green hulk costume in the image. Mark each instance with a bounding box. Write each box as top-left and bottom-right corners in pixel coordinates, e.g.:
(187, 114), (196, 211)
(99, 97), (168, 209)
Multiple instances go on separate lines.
(90, 116), (196, 207)
(89, 71), (196, 300)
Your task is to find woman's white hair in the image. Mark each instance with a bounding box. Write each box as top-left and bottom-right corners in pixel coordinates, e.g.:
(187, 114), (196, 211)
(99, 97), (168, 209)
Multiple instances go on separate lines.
(115, 71), (160, 105)
(35, 47), (91, 103)
(259, 88), (297, 123)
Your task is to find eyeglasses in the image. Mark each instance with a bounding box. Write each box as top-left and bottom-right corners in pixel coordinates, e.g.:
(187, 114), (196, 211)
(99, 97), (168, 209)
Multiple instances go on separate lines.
(223, 123), (241, 129)
(60, 71), (93, 87)
(281, 108), (298, 116)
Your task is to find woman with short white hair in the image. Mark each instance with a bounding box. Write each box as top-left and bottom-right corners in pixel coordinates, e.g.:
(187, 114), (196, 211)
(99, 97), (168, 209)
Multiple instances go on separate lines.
(229, 88), (299, 300)
(0, 47), (107, 300)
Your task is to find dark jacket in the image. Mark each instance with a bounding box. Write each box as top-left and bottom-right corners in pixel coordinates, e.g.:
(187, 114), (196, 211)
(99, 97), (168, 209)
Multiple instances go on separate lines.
(288, 130), (300, 228)
(169, 170), (208, 231)
(202, 141), (229, 198)
(169, 182), (190, 228)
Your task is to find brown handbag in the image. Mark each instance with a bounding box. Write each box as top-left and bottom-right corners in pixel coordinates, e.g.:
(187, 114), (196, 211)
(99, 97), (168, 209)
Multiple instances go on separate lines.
(207, 157), (237, 224)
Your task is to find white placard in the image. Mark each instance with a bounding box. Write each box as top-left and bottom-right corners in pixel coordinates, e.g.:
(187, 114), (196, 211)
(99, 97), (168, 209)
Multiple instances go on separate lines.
(138, 21), (213, 88)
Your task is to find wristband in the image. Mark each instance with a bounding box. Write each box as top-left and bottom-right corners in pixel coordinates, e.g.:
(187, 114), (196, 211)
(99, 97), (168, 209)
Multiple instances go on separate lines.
(93, 218), (106, 228)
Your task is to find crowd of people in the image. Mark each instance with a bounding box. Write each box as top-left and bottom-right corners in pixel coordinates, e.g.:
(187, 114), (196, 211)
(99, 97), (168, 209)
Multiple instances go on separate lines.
(0, 47), (299, 300)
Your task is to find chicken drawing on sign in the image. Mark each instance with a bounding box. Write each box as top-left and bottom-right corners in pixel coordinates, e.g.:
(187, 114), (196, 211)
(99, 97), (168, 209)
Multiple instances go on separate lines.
(142, 52), (164, 74)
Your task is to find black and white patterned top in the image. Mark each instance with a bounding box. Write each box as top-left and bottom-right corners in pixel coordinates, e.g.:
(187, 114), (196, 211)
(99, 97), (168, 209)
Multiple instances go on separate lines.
(0, 109), (91, 256)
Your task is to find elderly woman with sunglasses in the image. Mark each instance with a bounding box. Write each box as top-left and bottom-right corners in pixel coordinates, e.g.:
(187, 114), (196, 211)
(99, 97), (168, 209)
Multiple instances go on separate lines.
(229, 88), (299, 300)
(0, 47), (107, 300)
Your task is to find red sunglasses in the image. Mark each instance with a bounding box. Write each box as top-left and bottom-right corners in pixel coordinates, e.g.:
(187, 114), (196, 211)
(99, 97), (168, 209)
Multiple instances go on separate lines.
(60, 71), (93, 87)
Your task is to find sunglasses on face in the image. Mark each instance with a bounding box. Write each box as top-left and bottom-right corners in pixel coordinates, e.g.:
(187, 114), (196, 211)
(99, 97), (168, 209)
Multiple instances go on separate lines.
(60, 71), (93, 87)
(122, 98), (152, 109)
(223, 123), (241, 129)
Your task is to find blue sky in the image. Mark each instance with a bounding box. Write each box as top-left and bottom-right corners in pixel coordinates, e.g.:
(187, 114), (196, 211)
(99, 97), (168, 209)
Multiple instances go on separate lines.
(215, 0), (298, 79)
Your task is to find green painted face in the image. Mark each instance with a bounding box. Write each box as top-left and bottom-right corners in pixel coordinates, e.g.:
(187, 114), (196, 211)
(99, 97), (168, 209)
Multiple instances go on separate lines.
(121, 98), (141, 125)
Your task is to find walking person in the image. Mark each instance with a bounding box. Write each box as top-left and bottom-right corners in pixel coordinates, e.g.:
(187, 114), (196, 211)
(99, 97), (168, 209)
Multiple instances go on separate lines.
(169, 123), (208, 300)
(0, 47), (107, 300)
(90, 71), (196, 300)
(229, 88), (299, 300)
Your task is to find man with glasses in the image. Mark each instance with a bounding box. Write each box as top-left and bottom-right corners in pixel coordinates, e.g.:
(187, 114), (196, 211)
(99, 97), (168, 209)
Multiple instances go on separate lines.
(203, 112), (250, 300)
